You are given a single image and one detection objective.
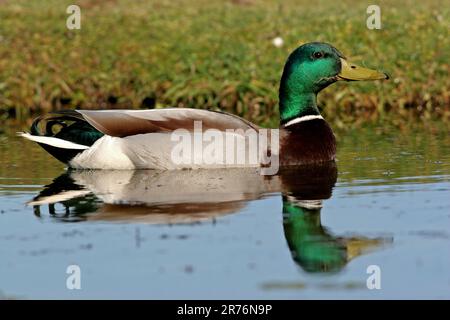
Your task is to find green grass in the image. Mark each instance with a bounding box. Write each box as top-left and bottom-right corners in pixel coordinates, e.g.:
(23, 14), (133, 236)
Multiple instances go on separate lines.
(0, 0), (449, 128)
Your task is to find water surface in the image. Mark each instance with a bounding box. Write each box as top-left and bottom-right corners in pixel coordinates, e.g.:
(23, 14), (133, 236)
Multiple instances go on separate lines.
(0, 125), (449, 299)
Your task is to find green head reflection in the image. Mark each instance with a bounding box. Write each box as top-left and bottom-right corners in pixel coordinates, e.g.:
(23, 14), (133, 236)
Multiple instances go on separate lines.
(283, 199), (347, 273)
(280, 164), (389, 273)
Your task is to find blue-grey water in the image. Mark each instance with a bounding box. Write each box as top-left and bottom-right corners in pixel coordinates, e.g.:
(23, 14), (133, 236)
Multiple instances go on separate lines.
(0, 125), (449, 299)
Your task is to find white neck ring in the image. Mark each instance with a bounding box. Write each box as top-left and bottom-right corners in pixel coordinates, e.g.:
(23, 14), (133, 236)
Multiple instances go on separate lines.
(283, 115), (324, 127)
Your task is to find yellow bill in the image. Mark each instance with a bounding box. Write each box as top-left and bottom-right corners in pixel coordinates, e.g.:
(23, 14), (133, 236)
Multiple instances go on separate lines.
(338, 58), (389, 81)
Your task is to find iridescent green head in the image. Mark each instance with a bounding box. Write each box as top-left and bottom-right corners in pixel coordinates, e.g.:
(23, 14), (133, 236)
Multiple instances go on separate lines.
(279, 42), (388, 124)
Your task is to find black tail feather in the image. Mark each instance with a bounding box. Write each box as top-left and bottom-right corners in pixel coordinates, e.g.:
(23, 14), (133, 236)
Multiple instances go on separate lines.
(29, 110), (103, 164)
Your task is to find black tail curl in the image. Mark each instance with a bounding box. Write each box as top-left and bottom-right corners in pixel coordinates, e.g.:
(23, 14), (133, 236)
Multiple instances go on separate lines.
(29, 110), (103, 164)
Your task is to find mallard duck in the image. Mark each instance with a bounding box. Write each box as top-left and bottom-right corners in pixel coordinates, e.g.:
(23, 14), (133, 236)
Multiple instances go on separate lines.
(20, 42), (388, 170)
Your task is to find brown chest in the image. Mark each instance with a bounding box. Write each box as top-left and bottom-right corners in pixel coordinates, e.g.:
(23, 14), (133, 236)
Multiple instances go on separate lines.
(279, 119), (336, 166)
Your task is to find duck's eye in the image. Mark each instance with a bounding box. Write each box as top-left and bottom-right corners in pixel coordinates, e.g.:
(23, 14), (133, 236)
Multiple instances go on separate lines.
(313, 52), (324, 59)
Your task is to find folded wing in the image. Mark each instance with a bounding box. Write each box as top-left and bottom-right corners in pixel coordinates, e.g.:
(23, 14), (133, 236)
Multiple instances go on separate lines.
(77, 108), (259, 137)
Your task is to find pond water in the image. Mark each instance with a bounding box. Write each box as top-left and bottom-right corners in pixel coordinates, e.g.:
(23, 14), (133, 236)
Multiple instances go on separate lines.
(0, 124), (449, 299)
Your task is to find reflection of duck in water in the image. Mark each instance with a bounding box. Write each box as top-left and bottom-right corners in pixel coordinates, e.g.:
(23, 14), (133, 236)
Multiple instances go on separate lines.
(31, 165), (335, 223)
(282, 199), (387, 273)
(280, 165), (391, 273)
(30, 164), (390, 273)
(29, 168), (282, 223)
(30, 172), (99, 220)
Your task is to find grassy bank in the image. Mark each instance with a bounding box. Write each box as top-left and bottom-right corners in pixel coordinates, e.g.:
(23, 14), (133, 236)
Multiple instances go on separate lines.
(0, 0), (449, 128)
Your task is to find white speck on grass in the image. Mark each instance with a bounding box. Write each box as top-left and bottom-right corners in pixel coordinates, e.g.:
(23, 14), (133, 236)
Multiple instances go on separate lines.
(272, 36), (284, 48)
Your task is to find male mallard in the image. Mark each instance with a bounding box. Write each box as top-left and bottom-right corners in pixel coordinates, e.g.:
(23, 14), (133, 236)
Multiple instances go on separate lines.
(20, 42), (388, 169)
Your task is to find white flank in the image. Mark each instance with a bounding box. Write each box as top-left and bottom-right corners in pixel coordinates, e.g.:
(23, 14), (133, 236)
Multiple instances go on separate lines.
(69, 132), (262, 170)
(18, 132), (89, 150)
(120, 131), (257, 170)
(283, 115), (324, 127)
(69, 135), (135, 169)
